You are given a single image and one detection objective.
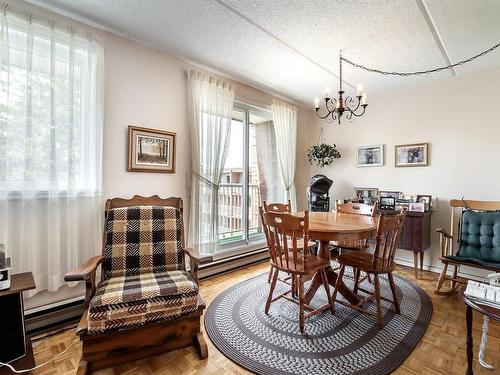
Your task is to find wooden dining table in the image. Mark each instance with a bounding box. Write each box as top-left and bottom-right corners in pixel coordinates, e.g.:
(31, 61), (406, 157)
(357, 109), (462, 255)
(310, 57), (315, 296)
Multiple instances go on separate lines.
(293, 211), (379, 305)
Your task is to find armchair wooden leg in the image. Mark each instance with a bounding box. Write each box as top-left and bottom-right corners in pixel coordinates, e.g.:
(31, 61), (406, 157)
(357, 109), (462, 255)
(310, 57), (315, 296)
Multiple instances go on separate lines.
(321, 269), (335, 314)
(265, 268), (278, 314)
(298, 275), (305, 333)
(373, 274), (383, 328)
(435, 262), (449, 294)
(387, 272), (400, 314)
(194, 332), (208, 359)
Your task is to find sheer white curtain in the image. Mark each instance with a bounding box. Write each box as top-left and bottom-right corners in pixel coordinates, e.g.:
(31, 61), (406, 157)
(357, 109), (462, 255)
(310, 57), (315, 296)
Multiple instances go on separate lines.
(0, 8), (104, 296)
(271, 100), (297, 210)
(255, 120), (285, 203)
(187, 71), (234, 254)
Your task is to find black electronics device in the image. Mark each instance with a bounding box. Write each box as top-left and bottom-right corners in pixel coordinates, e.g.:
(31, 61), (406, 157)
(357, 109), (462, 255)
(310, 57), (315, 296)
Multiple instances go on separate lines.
(379, 196), (396, 210)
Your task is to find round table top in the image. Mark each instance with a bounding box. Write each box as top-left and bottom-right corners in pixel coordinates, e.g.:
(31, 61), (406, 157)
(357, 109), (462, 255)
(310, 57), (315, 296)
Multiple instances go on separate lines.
(460, 287), (500, 321)
(293, 211), (378, 233)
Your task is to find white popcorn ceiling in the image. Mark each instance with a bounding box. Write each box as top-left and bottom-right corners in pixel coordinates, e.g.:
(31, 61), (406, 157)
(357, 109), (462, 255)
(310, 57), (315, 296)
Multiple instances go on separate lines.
(27, 0), (500, 105)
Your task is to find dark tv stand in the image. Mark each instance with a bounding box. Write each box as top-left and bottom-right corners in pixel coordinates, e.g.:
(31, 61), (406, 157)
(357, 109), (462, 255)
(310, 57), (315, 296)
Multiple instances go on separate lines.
(0, 273), (36, 375)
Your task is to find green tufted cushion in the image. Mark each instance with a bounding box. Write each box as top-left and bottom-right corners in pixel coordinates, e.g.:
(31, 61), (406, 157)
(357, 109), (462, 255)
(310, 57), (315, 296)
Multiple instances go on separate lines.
(450, 211), (500, 268)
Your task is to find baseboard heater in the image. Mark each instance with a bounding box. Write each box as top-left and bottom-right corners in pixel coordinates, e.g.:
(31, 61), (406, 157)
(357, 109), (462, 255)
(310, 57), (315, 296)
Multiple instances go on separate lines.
(25, 248), (270, 335)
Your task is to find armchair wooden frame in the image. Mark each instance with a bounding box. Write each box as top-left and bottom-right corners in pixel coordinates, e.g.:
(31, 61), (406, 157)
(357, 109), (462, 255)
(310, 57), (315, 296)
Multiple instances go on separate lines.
(435, 199), (500, 295)
(65, 195), (212, 374)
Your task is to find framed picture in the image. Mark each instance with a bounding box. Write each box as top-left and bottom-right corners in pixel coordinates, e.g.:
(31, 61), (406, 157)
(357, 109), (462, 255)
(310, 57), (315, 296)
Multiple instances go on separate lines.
(417, 194), (432, 211)
(395, 143), (428, 167)
(379, 191), (401, 199)
(356, 144), (384, 167)
(128, 125), (176, 173)
(354, 187), (379, 200)
(409, 202), (425, 212)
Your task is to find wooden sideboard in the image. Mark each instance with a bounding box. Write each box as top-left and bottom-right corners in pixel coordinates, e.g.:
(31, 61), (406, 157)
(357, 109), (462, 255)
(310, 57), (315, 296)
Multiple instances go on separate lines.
(380, 210), (432, 278)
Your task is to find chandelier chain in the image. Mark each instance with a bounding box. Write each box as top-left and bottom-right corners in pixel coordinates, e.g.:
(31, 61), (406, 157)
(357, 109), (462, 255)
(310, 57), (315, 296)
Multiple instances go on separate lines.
(341, 42), (500, 77)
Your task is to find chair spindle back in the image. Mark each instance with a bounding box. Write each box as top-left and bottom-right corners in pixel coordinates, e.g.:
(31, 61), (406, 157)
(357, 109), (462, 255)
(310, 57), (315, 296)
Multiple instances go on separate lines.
(372, 209), (407, 271)
(262, 210), (310, 272)
(262, 200), (292, 214)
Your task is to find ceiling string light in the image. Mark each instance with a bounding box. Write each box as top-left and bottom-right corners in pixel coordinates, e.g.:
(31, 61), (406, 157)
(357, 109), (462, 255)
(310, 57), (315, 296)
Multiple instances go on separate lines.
(314, 42), (500, 124)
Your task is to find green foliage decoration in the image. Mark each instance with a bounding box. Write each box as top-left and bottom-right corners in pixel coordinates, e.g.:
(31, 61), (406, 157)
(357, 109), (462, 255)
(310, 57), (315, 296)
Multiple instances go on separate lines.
(307, 143), (341, 167)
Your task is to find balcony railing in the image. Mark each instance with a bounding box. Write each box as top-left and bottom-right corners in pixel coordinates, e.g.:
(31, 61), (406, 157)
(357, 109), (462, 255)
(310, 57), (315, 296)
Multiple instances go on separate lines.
(218, 183), (261, 242)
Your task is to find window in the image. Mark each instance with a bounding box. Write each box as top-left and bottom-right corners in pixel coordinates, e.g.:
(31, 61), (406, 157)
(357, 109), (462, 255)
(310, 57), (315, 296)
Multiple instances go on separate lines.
(0, 9), (104, 295)
(217, 104), (284, 250)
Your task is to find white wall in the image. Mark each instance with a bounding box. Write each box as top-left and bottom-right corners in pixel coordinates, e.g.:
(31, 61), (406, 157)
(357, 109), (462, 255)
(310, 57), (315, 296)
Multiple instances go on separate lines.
(306, 66), (500, 276)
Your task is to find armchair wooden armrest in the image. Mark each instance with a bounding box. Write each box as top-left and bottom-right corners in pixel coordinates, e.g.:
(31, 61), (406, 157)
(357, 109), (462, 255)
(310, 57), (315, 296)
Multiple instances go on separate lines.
(436, 228), (454, 257)
(436, 228), (453, 239)
(65, 255), (103, 282)
(65, 255), (103, 309)
(184, 248), (213, 284)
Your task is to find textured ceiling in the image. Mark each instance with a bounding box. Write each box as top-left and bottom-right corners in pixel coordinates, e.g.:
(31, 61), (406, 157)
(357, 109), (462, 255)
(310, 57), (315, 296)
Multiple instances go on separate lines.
(27, 0), (500, 106)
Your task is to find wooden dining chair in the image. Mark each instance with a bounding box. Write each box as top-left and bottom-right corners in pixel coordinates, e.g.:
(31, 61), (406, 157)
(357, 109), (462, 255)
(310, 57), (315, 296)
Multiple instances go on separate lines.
(261, 200), (315, 284)
(332, 209), (407, 328)
(262, 210), (334, 333)
(335, 201), (378, 251)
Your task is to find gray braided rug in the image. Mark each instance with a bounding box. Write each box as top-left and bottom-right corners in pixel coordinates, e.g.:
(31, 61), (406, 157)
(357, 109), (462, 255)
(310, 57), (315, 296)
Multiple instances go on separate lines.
(205, 271), (432, 375)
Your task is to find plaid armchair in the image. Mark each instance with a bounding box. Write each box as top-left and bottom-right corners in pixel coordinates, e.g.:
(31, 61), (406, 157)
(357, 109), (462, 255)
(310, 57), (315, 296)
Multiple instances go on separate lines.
(65, 196), (212, 372)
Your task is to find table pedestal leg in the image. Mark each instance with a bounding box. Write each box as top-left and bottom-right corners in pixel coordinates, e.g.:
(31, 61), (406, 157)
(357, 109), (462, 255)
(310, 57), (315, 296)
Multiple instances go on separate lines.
(466, 304), (474, 375)
(304, 240), (361, 306)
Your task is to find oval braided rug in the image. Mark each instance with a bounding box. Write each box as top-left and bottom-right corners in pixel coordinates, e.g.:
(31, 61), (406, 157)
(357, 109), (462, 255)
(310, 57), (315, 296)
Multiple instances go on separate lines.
(205, 271), (432, 375)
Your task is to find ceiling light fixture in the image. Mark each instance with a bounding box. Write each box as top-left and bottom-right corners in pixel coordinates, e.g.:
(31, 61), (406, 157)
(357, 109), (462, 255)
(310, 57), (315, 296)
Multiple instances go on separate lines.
(315, 42), (500, 124)
(314, 51), (367, 125)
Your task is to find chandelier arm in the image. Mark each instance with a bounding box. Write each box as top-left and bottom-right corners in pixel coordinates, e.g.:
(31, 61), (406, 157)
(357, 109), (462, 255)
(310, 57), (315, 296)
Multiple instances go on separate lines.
(325, 97), (337, 112)
(349, 105), (367, 118)
(345, 95), (361, 112)
(315, 109), (333, 120)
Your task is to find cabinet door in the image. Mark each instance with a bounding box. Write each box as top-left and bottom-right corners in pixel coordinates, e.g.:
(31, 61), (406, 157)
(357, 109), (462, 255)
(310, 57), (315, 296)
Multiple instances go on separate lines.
(398, 216), (414, 250)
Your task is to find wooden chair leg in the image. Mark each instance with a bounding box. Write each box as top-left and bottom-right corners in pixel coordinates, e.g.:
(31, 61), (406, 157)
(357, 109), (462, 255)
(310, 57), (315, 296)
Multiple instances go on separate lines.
(435, 262), (449, 294)
(332, 265), (345, 304)
(265, 268), (278, 314)
(451, 265), (458, 289)
(321, 269), (335, 314)
(373, 274), (384, 328)
(76, 359), (90, 375)
(387, 272), (400, 314)
(298, 275), (305, 333)
(267, 267), (273, 283)
(366, 272), (372, 284)
(353, 268), (361, 295)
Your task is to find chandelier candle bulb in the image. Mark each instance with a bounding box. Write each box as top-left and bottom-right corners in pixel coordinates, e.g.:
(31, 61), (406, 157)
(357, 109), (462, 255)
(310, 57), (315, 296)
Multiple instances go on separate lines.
(314, 97), (320, 109)
(357, 84), (363, 97)
(324, 87), (330, 98)
(361, 93), (367, 105)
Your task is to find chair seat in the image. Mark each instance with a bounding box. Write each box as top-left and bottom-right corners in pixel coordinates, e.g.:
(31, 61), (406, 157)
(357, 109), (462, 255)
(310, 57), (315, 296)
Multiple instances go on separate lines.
(271, 253), (330, 274)
(88, 270), (199, 334)
(337, 252), (394, 273)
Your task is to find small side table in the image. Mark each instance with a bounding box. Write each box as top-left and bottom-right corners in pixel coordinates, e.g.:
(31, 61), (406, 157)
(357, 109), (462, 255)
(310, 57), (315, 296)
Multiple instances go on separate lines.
(0, 272), (36, 375)
(460, 287), (500, 375)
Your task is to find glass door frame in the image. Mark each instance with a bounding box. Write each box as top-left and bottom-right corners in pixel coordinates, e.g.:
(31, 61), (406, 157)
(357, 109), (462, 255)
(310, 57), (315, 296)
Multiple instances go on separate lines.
(217, 101), (271, 254)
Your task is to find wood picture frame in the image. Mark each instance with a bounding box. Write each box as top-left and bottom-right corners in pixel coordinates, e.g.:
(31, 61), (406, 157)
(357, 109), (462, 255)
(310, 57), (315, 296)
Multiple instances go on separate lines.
(417, 194), (432, 211)
(356, 144), (384, 167)
(128, 125), (176, 173)
(395, 143), (428, 167)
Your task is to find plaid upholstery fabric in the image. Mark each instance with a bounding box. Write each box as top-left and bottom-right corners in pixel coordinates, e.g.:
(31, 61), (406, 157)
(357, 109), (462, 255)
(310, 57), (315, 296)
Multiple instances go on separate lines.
(102, 205), (185, 280)
(88, 270), (199, 333)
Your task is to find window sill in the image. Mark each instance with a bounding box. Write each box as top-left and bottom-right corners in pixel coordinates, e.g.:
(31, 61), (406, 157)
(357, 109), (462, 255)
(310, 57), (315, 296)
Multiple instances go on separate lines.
(212, 239), (267, 262)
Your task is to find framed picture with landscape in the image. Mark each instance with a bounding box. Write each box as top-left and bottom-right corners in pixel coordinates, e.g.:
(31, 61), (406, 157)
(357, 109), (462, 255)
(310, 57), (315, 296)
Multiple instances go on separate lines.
(128, 125), (176, 173)
(394, 143), (428, 167)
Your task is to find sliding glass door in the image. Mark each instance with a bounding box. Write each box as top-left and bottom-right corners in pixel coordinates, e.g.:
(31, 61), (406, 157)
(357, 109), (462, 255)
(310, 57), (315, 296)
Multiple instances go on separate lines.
(218, 104), (283, 251)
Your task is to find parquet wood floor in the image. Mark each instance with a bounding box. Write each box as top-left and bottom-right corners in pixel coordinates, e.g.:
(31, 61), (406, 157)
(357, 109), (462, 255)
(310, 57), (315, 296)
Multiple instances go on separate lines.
(30, 262), (499, 375)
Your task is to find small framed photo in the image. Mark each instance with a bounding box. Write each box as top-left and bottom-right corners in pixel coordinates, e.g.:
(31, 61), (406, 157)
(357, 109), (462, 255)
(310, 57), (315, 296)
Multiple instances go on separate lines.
(356, 144), (384, 167)
(379, 191), (401, 199)
(128, 125), (176, 173)
(354, 187), (379, 200)
(379, 196), (396, 210)
(409, 202), (425, 212)
(395, 143), (428, 167)
(417, 194), (432, 211)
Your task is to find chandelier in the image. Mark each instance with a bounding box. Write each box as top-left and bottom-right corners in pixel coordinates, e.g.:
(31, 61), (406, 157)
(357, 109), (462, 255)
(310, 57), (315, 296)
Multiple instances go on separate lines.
(314, 51), (367, 124)
(314, 42), (500, 124)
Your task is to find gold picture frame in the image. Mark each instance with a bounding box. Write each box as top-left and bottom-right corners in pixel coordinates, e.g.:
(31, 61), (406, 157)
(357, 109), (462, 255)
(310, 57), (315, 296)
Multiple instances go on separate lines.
(127, 125), (176, 173)
(394, 143), (428, 167)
